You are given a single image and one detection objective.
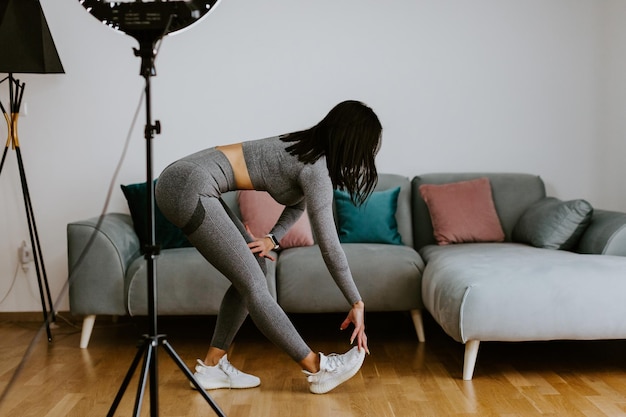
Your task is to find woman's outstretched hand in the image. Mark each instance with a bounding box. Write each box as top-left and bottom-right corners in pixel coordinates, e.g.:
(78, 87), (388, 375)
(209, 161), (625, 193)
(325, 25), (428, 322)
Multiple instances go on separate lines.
(245, 225), (276, 261)
(340, 300), (369, 354)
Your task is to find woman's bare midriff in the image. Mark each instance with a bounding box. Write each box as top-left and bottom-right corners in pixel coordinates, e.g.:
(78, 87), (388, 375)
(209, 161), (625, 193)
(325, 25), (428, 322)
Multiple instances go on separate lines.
(216, 143), (254, 190)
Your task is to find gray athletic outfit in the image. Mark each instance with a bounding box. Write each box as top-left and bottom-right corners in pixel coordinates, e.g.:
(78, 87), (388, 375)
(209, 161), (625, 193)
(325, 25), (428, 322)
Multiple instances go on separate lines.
(155, 136), (361, 362)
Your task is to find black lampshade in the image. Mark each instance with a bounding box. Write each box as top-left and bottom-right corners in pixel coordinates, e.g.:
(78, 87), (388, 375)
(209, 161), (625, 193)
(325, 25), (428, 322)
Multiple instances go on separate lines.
(0, 0), (64, 74)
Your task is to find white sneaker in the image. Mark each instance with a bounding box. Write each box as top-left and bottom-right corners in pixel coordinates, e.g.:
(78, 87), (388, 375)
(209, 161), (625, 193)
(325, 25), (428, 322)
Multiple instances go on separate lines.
(190, 355), (260, 390)
(302, 346), (366, 394)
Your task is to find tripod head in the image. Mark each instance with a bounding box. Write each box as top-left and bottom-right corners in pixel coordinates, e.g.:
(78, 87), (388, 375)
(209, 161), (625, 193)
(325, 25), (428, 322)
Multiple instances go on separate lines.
(79, 0), (220, 75)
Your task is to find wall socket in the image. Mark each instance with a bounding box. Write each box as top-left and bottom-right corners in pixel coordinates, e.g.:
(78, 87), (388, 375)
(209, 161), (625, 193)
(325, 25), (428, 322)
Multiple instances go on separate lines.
(18, 241), (33, 265)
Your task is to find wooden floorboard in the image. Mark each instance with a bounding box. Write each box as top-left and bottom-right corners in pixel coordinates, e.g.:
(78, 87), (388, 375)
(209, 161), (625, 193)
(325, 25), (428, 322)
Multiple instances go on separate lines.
(0, 312), (625, 417)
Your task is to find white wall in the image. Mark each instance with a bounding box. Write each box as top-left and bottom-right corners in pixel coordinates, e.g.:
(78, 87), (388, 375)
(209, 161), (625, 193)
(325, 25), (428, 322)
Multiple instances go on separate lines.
(0, 0), (621, 312)
(598, 0), (626, 210)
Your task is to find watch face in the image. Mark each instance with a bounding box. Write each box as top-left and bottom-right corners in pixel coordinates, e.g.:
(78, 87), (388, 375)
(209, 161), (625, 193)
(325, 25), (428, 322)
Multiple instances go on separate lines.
(266, 234), (279, 248)
(79, 0), (220, 39)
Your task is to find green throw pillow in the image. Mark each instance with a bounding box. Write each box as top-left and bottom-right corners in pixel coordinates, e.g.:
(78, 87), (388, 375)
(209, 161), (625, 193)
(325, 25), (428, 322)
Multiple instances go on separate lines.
(512, 197), (593, 250)
(334, 186), (403, 245)
(121, 180), (192, 250)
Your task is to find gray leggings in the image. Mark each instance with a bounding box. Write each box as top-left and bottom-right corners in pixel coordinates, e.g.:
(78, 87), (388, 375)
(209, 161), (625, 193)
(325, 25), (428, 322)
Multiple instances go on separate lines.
(155, 148), (311, 362)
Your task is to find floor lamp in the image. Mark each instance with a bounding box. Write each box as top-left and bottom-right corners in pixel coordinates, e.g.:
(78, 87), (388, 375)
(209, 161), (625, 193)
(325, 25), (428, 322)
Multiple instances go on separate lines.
(0, 0), (64, 341)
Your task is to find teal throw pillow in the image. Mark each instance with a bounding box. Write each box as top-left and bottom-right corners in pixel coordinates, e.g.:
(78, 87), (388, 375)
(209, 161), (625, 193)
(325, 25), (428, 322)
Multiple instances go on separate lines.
(334, 186), (403, 245)
(512, 197), (593, 250)
(121, 180), (192, 250)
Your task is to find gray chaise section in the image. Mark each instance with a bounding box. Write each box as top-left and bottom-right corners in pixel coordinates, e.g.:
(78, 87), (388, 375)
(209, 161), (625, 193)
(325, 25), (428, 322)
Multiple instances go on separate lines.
(413, 173), (626, 380)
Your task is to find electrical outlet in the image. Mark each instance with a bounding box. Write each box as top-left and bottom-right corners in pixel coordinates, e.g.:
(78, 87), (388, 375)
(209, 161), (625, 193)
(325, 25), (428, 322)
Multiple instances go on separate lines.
(18, 241), (33, 264)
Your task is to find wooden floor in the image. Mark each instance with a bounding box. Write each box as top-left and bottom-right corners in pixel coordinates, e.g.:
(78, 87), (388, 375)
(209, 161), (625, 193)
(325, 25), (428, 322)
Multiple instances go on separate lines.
(1, 312), (626, 417)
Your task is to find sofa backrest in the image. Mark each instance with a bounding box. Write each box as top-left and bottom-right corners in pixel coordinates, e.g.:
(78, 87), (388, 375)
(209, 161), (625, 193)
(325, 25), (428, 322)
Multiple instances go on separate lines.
(411, 173), (546, 250)
(222, 174), (414, 248)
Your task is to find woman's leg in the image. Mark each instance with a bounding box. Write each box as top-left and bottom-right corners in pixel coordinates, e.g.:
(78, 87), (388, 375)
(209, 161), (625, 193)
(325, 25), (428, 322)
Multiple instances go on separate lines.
(200, 200), (322, 370)
(204, 198), (264, 364)
(155, 154), (311, 362)
(184, 194), (312, 362)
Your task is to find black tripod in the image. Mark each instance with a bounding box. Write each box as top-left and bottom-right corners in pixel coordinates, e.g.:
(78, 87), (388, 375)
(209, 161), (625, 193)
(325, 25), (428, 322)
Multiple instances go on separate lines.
(0, 74), (56, 342)
(107, 35), (226, 417)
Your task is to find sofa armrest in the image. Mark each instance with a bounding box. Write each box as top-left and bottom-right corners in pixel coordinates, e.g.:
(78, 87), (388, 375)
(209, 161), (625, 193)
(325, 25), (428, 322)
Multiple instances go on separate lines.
(68, 213), (141, 315)
(576, 209), (626, 256)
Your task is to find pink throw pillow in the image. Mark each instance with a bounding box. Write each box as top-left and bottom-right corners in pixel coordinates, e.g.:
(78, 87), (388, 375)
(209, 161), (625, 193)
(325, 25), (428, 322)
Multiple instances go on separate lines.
(419, 178), (505, 245)
(237, 190), (314, 249)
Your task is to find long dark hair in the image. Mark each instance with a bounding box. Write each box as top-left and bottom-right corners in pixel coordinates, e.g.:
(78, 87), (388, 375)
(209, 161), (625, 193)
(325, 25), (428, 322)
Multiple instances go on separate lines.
(281, 100), (382, 206)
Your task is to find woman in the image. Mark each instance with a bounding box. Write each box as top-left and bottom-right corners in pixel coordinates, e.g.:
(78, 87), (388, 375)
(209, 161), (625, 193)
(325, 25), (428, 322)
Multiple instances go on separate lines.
(155, 100), (382, 394)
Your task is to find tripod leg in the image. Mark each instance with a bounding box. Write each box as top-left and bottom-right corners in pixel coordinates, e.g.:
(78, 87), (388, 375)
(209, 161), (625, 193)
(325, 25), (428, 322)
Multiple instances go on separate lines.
(16, 147), (56, 320)
(107, 340), (150, 417)
(14, 147), (52, 341)
(132, 343), (154, 417)
(0, 146), (8, 174)
(23, 185), (56, 323)
(162, 340), (227, 417)
(148, 337), (159, 417)
(0, 108), (9, 174)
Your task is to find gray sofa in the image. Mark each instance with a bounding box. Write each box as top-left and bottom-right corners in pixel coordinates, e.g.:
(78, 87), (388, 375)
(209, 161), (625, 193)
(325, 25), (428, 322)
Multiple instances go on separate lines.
(68, 172), (626, 380)
(68, 173), (426, 349)
(412, 173), (626, 380)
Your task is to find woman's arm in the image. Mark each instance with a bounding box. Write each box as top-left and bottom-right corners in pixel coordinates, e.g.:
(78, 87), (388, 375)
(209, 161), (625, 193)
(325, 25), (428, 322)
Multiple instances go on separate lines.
(305, 178), (369, 352)
(302, 172), (361, 305)
(269, 201), (306, 243)
(247, 201), (305, 261)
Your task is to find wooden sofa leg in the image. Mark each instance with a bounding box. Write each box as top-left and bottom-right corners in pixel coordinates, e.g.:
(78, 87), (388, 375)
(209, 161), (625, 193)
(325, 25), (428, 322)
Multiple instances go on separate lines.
(410, 309), (426, 342)
(463, 340), (480, 380)
(79, 315), (96, 349)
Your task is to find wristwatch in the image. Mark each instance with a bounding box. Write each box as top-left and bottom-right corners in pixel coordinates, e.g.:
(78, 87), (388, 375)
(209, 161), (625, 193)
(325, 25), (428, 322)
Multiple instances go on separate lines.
(265, 233), (280, 250)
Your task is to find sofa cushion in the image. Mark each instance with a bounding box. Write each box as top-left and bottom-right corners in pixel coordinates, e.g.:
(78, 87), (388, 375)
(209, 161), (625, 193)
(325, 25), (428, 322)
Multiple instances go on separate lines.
(121, 180), (192, 250)
(334, 186), (403, 245)
(420, 243), (626, 343)
(418, 178), (505, 245)
(126, 247), (277, 315)
(366, 174), (414, 247)
(277, 243), (424, 312)
(237, 190), (314, 249)
(513, 197), (593, 250)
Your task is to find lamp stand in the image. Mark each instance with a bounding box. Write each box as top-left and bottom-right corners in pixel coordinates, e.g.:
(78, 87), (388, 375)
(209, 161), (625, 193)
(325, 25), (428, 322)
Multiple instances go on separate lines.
(106, 37), (226, 417)
(0, 73), (56, 342)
